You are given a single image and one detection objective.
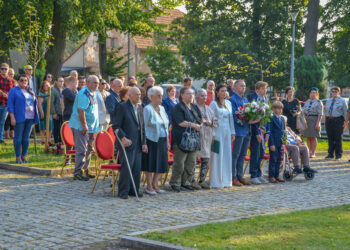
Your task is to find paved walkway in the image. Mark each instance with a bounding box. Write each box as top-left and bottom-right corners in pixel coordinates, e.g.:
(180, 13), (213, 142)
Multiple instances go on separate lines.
(1, 156), (350, 249)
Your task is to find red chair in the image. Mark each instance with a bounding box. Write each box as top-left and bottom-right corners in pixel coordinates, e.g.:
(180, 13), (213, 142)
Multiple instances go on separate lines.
(60, 121), (76, 176)
(91, 131), (121, 197)
(107, 125), (116, 143)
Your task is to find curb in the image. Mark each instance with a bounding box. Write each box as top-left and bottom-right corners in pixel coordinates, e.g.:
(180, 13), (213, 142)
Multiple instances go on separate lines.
(119, 236), (195, 250)
(0, 162), (76, 176)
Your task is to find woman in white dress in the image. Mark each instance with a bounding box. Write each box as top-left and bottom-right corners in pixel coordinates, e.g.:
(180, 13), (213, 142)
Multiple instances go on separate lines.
(209, 84), (235, 188)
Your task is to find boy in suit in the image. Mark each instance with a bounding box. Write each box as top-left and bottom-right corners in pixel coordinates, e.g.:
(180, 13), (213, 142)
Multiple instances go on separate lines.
(266, 101), (285, 183)
(247, 81), (269, 184)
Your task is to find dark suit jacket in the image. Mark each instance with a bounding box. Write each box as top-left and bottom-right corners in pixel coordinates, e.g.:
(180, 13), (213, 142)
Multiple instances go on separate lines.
(267, 115), (285, 148)
(106, 89), (121, 115)
(112, 100), (145, 152)
(162, 97), (178, 124)
(247, 92), (267, 136)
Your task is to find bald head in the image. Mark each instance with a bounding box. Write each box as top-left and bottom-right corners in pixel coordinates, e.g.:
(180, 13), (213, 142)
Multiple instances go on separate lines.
(145, 76), (155, 88)
(112, 78), (123, 93)
(128, 87), (141, 104)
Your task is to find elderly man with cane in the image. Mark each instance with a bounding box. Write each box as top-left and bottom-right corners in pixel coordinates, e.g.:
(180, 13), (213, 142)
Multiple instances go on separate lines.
(113, 87), (148, 199)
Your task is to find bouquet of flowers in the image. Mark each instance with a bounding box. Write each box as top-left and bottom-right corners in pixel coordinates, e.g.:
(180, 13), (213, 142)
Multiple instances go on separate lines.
(235, 101), (273, 126)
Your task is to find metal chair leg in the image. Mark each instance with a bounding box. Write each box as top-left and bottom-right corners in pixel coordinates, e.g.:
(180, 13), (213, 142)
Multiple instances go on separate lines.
(91, 169), (101, 193)
(111, 171), (116, 197)
(243, 161), (249, 176)
(60, 155), (68, 176)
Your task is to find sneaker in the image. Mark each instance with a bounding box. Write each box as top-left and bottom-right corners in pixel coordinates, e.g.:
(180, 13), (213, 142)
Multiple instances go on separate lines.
(293, 166), (302, 174)
(145, 189), (157, 195)
(181, 185), (194, 191)
(258, 177), (269, 184)
(171, 185), (181, 192)
(154, 189), (165, 193)
(303, 166), (318, 173)
(335, 157), (341, 161)
(73, 173), (89, 181)
(310, 154), (316, 158)
(251, 177), (261, 185)
(191, 182), (202, 190)
(199, 182), (211, 189)
(325, 156), (333, 160)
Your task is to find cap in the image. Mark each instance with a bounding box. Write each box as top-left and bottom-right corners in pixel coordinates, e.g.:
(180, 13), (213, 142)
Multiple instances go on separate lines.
(24, 65), (33, 70)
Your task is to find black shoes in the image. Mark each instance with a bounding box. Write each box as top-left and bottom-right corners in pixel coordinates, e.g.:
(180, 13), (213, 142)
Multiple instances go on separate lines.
(171, 185), (181, 192)
(118, 194), (128, 200)
(325, 156), (333, 160)
(83, 170), (95, 179)
(181, 185), (194, 191)
(335, 157), (341, 161)
(303, 166), (317, 173)
(73, 173), (89, 181)
(293, 166), (302, 174)
(129, 192), (143, 198)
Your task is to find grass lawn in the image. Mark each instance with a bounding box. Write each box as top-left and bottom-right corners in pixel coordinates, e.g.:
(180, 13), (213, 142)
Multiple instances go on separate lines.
(0, 139), (64, 169)
(143, 204), (350, 250)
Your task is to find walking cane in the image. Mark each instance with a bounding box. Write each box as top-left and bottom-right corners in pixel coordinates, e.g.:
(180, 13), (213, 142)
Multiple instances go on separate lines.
(114, 129), (140, 201)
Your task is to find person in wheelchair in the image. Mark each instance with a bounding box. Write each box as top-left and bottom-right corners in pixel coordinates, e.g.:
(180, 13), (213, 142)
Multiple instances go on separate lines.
(285, 126), (317, 174)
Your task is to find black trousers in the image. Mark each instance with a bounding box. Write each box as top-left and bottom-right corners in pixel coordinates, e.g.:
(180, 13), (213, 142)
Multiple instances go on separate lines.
(325, 116), (344, 158)
(117, 141), (142, 197)
(53, 114), (63, 144)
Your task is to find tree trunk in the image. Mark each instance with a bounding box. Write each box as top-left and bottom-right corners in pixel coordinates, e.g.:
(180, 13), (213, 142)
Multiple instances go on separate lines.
(251, 0), (262, 57)
(98, 33), (108, 79)
(45, 0), (66, 79)
(304, 0), (320, 56)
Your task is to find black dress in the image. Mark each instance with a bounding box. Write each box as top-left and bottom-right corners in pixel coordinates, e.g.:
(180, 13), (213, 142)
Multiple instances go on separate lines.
(282, 98), (300, 134)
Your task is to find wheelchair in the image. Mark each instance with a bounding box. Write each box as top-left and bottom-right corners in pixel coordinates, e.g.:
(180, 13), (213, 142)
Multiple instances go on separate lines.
(281, 145), (315, 181)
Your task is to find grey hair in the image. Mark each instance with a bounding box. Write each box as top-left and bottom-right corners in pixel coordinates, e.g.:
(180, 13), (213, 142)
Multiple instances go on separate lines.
(227, 79), (235, 84)
(196, 88), (207, 97)
(147, 86), (163, 99)
(87, 75), (99, 82)
(207, 80), (215, 85)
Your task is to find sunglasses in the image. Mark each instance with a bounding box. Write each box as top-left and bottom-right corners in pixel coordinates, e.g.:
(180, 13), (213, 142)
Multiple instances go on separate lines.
(0, 68), (8, 71)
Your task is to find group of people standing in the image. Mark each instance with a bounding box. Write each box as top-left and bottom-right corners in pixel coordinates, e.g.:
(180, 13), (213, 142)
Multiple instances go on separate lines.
(1, 62), (350, 199)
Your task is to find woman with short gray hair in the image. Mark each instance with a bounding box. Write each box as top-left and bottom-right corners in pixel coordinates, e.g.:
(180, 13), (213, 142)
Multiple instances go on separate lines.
(191, 89), (217, 189)
(142, 86), (170, 195)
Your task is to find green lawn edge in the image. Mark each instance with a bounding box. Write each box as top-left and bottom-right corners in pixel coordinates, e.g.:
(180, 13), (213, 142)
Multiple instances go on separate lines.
(141, 204), (350, 250)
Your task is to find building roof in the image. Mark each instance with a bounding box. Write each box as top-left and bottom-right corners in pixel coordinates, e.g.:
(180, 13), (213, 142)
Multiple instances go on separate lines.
(133, 9), (184, 50)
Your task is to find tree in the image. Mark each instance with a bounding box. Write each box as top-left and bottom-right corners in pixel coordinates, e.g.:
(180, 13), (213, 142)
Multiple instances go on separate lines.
(294, 55), (324, 100)
(176, 0), (306, 90)
(319, 0), (350, 87)
(104, 47), (130, 78)
(145, 39), (184, 84)
(304, 0), (320, 56)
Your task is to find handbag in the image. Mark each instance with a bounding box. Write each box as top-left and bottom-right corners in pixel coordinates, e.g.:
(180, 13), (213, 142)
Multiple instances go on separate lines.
(178, 102), (201, 152)
(211, 139), (220, 154)
(179, 124), (201, 152)
(296, 112), (307, 131)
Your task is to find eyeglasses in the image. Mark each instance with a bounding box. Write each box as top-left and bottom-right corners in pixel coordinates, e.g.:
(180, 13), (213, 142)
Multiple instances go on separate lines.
(0, 68), (8, 71)
(331, 90), (339, 93)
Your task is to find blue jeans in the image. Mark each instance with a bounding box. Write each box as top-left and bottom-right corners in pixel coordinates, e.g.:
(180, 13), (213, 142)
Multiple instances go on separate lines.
(232, 134), (250, 179)
(14, 119), (34, 157)
(249, 134), (265, 178)
(0, 106), (8, 141)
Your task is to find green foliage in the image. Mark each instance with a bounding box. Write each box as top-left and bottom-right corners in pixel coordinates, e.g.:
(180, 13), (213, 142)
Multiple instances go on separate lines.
(176, 0), (306, 89)
(143, 204), (350, 250)
(145, 39), (184, 84)
(104, 47), (130, 78)
(319, 0), (350, 87)
(294, 55), (325, 100)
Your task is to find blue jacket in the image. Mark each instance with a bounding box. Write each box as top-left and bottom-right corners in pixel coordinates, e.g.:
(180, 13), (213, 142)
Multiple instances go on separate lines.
(7, 86), (39, 124)
(247, 92), (267, 136)
(143, 104), (169, 142)
(229, 92), (249, 137)
(266, 115), (285, 148)
(162, 97), (178, 125)
(105, 89), (121, 115)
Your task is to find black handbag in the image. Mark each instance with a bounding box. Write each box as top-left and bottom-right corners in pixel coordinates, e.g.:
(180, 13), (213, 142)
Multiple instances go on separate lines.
(178, 102), (201, 152)
(179, 125), (201, 152)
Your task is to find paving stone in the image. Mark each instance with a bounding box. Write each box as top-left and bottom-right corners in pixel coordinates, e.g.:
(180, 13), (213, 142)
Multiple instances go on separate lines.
(1, 156), (350, 248)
